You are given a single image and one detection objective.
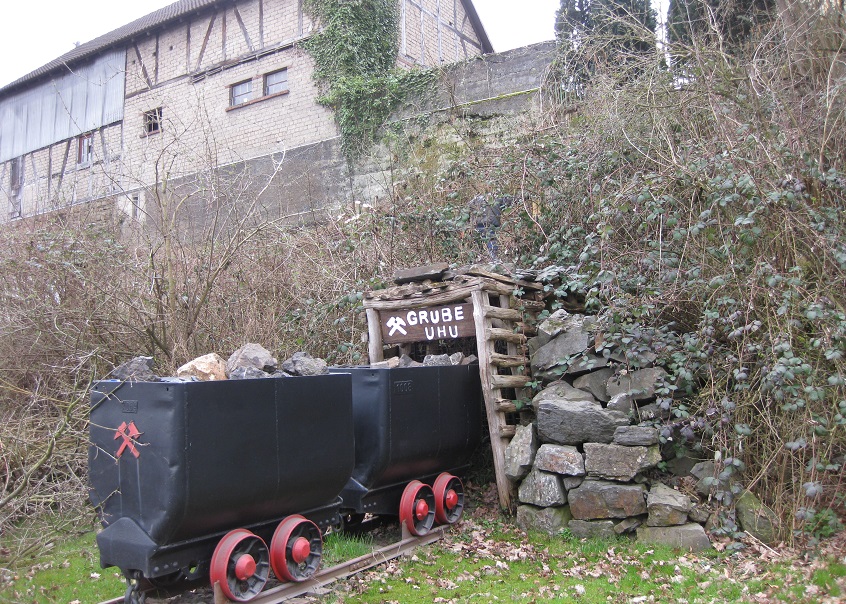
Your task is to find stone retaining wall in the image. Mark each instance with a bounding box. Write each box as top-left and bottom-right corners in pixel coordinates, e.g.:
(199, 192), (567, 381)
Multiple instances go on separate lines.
(506, 309), (717, 551)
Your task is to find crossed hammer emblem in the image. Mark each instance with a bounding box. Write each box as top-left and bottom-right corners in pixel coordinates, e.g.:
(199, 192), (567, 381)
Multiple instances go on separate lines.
(114, 421), (142, 459)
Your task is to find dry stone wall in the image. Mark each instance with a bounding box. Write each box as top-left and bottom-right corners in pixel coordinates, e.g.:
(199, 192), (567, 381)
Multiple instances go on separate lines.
(509, 309), (713, 551)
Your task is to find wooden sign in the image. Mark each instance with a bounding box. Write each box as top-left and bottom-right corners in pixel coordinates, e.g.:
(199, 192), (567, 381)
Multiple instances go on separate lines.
(379, 303), (475, 344)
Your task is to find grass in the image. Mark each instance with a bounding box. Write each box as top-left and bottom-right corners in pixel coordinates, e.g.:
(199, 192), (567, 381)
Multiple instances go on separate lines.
(322, 530), (376, 566)
(342, 519), (846, 603)
(347, 534), (744, 603)
(1, 513), (844, 603)
(0, 529), (124, 604)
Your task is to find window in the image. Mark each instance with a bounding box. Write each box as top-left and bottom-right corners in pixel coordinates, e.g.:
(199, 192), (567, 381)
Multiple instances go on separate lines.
(77, 133), (94, 165)
(10, 157), (23, 194)
(230, 80), (252, 107)
(264, 69), (288, 96)
(143, 107), (163, 135)
(9, 157), (23, 218)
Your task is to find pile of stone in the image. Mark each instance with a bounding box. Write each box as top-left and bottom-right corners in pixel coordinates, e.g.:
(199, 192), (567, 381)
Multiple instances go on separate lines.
(109, 345), (329, 382)
(507, 309), (714, 550)
(509, 420), (712, 550)
(370, 352), (477, 369)
(108, 344), (465, 383)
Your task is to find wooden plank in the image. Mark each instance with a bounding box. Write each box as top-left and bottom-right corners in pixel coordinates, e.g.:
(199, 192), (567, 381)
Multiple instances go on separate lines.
(491, 374), (531, 389)
(471, 289), (513, 511)
(366, 308), (384, 363)
(501, 294), (534, 417)
(377, 303), (475, 344)
(393, 263), (450, 284)
(483, 305), (523, 321)
(499, 425), (517, 438)
(495, 399), (518, 413)
(514, 299), (546, 312)
(481, 280), (519, 296)
(450, 265), (544, 291)
(490, 353), (527, 369)
(488, 328), (526, 345)
(363, 279), (484, 310)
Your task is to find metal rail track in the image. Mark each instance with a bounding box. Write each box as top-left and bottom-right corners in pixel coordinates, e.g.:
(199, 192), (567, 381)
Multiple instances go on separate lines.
(99, 525), (447, 604)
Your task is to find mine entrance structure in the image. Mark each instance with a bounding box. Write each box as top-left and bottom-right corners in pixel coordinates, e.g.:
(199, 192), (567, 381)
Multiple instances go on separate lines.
(364, 264), (545, 511)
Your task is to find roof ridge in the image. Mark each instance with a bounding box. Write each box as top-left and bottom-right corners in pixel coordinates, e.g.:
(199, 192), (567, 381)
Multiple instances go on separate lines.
(0, 0), (222, 98)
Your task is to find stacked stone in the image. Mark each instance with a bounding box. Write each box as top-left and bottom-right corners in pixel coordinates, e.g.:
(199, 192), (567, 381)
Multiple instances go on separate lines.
(110, 345), (329, 381)
(369, 352), (477, 368)
(505, 309), (711, 551)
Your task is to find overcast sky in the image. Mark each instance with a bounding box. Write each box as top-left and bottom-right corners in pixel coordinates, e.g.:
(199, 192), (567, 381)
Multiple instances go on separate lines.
(0, 0), (559, 89)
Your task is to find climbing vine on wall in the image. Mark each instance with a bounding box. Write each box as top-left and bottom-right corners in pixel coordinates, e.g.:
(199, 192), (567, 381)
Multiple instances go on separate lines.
(303, 0), (436, 163)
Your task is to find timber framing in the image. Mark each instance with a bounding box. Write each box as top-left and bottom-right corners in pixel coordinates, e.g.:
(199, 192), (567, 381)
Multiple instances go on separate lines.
(364, 265), (545, 512)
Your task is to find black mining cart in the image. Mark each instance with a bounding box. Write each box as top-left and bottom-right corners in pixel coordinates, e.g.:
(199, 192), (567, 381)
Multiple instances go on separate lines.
(89, 364), (481, 602)
(333, 365), (482, 534)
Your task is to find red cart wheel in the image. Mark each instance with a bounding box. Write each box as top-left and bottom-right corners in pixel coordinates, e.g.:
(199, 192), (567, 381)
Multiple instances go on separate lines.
(270, 515), (323, 582)
(209, 529), (270, 602)
(399, 480), (436, 536)
(433, 473), (465, 525)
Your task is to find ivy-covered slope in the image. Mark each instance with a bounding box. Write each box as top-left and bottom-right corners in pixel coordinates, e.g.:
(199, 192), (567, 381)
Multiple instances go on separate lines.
(326, 7), (846, 541)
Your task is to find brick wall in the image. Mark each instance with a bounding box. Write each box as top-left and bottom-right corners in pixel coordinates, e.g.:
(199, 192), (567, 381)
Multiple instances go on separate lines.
(1, 0), (490, 224)
(401, 0), (484, 66)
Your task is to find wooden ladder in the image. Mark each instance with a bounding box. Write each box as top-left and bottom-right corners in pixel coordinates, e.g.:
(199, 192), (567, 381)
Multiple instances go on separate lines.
(362, 269), (545, 512)
(471, 286), (539, 512)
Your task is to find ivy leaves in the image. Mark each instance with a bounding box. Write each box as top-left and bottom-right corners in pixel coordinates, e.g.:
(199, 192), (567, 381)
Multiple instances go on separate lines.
(303, 0), (435, 162)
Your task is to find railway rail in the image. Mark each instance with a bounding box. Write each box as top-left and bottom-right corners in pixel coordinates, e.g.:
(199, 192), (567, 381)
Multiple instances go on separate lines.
(98, 525), (447, 604)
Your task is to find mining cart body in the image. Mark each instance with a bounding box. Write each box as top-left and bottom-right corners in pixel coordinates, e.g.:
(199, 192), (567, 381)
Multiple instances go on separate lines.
(88, 374), (354, 582)
(333, 364), (482, 517)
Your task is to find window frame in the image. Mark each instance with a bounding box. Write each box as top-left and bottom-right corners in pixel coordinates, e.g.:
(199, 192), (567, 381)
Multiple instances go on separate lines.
(263, 68), (288, 96)
(230, 79), (253, 107)
(143, 107), (163, 136)
(77, 132), (94, 165)
(9, 156), (23, 218)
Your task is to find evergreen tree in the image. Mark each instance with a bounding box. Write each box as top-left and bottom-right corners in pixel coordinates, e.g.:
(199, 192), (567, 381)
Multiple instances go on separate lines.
(667, 0), (775, 50)
(556, 0), (657, 56)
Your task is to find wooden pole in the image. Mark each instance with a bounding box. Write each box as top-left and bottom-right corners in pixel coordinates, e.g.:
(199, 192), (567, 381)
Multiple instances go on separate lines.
(472, 289), (514, 511)
(366, 308), (384, 362)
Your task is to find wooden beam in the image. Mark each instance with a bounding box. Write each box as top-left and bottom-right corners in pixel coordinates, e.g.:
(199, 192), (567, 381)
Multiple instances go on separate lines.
(133, 44), (153, 89)
(490, 353), (527, 369)
(514, 299), (546, 312)
(233, 6), (255, 52)
(481, 281), (519, 296)
(487, 328), (526, 345)
(495, 399), (518, 413)
(366, 308), (384, 363)
(491, 374), (531, 390)
(483, 305), (523, 321)
(154, 34), (160, 84)
(53, 140), (71, 202)
(260, 0), (265, 48)
(221, 9), (227, 61)
(472, 289), (514, 511)
(364, 281), (482, 310)
(393, 262), (450, 284)
(196, 13), (217, 71)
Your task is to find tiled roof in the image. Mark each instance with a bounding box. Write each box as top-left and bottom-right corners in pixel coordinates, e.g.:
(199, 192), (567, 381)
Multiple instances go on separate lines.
(0, 0), (493, 98)
(0, 0), (222, 97)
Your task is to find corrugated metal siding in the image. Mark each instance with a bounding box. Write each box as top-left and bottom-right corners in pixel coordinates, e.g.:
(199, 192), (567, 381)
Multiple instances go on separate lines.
(0, 49), (126, 163)
(0, 0), (222, 97)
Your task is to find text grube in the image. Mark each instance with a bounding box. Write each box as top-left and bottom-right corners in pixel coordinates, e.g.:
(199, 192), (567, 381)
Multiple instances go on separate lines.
(379, 303), (475, 344)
